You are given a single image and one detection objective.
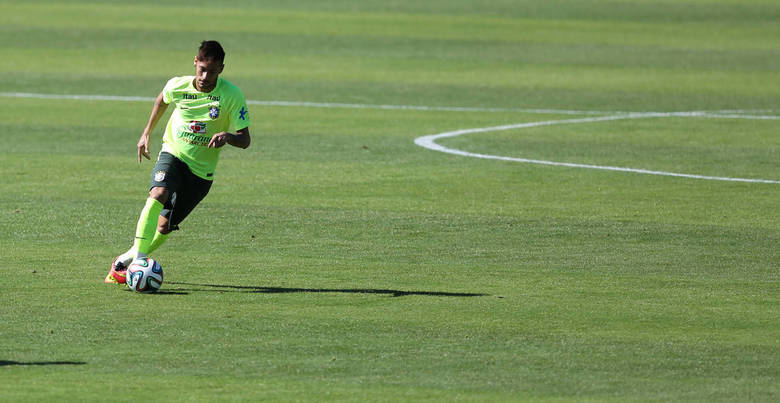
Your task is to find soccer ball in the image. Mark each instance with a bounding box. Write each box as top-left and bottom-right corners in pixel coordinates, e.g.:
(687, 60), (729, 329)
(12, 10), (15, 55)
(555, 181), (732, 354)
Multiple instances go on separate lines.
(126, 258), (163, 293)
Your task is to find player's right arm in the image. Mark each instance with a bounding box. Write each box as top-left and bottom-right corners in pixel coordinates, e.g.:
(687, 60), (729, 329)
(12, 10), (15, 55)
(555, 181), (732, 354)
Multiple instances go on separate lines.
(138, 91), (169, 163)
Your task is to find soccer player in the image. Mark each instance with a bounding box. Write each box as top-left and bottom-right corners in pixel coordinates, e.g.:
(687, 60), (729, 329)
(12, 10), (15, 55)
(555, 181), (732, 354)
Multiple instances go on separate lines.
(105, 40), (251, 284)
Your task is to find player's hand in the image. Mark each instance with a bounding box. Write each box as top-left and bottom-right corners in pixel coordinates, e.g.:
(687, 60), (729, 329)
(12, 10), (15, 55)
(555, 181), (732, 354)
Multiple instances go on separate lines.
(208, 132), (231, 148)
(137, 134), (150, 163)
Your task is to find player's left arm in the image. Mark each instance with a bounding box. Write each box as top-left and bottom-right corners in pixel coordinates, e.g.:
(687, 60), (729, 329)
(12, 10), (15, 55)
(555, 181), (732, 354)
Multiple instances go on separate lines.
(207, 127), (250, 149)
(208, 93), (251, 149)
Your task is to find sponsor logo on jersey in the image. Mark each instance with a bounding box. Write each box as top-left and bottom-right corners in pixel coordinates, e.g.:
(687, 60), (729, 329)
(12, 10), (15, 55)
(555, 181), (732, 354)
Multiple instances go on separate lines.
(239, 106), (248, 120)
(209, 106), (220, 119)
(188, 121), (207, 134)
(178, 129), (212, 147)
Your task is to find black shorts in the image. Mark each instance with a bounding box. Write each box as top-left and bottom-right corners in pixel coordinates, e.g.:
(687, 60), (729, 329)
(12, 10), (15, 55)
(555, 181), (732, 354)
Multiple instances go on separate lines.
(149, 152), (212, 231)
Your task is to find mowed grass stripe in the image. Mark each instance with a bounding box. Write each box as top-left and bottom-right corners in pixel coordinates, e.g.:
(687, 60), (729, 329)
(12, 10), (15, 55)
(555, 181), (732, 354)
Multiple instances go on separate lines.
(1, 1), (779, 112)
(3, 1), (780, 49)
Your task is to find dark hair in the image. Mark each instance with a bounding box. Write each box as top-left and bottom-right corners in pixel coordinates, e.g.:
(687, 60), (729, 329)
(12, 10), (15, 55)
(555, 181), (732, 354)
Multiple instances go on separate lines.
(197, 40), (225, 63)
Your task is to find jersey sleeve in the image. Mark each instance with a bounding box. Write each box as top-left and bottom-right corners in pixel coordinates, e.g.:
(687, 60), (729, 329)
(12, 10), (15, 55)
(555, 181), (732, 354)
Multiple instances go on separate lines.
(230, 89), (250, 131)
(161, 77), (179, 105)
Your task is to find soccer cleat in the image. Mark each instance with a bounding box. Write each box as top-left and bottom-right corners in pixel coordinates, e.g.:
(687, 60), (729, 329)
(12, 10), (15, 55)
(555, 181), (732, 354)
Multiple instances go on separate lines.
(104, 256), (128, 284)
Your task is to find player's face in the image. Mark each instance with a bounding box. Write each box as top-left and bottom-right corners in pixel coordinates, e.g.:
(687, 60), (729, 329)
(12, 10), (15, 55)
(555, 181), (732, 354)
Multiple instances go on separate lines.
(193, 57), (224, 92)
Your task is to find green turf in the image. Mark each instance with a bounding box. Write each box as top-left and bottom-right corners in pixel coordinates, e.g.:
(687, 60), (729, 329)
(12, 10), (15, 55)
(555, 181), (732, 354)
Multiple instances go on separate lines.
(1, 0), (778, 401)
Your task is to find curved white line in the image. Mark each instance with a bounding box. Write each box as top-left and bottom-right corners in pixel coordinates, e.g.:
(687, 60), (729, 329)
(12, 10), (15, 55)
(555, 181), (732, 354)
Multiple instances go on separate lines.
(415, 113), (780, 184)
(2, 91), (776, 183)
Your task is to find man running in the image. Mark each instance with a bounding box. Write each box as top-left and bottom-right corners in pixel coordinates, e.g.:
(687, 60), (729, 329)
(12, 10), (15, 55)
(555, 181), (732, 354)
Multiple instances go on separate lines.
(106, 40), (251, 284)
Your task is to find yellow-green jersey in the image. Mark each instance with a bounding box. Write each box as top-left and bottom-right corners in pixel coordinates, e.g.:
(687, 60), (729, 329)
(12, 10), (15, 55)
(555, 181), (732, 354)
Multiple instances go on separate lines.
(161, 76), (250, 180)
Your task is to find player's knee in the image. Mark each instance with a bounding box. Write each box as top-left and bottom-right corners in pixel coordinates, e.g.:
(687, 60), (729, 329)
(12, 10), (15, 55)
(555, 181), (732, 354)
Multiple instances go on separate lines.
(149, 186), (169, 203)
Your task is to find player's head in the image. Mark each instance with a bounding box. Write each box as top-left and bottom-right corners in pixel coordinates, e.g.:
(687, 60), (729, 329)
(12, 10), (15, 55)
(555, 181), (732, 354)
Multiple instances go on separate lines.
(193, 40), (225, 92)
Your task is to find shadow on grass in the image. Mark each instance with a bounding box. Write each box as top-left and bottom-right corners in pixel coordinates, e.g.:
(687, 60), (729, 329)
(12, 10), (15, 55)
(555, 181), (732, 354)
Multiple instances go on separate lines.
(121, 289), (190, 295)
(167, 282), (488, 298)
(0, 360), (86, 367)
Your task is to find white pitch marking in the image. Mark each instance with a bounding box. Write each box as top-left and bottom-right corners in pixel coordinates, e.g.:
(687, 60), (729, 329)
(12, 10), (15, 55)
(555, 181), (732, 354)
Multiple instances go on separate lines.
(245, 100), (621, 115)
(693, 113), (780, 121)
(0, 92), (156, 102)
(2, 91), (777, 183)
(415, 113), (780, 184)
(7, 91), (778, 117)
(0, 91), (618, 114)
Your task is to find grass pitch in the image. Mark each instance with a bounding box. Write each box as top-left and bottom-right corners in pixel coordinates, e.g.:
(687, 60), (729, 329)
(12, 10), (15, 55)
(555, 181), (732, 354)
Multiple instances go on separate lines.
(1, 0), (778, 401)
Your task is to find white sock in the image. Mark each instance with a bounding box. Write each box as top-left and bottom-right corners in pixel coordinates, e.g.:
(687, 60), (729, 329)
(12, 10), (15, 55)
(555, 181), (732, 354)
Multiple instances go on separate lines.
(118, 249), (136, 266)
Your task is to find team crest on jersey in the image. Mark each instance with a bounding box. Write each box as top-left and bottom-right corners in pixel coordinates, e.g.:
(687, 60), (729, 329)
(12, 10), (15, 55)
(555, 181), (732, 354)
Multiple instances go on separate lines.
(154, 170), (166, 182)
(188, 121), (207, 134)
(209, 106), (220, 119)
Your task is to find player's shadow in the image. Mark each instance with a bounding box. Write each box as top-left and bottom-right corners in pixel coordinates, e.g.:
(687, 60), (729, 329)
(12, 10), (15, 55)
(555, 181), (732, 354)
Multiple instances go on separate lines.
(0, 360), (86, 367)
(168, 282), (488, 298)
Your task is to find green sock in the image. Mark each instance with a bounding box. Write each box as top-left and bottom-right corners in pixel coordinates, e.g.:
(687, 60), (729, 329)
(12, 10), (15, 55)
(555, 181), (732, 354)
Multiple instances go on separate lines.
(147, 231), (169, 254)
(132, 198), (164, 256)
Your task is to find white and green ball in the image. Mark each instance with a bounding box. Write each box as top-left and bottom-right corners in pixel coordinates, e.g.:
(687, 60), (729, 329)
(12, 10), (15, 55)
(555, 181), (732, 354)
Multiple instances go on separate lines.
(126, 258), (163, 293)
